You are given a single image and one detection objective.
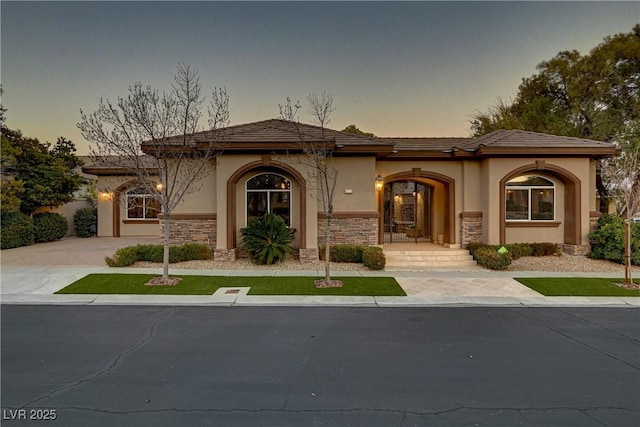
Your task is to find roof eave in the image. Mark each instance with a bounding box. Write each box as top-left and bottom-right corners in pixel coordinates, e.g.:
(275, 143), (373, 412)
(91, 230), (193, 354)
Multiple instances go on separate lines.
(474, 146), (619, 158)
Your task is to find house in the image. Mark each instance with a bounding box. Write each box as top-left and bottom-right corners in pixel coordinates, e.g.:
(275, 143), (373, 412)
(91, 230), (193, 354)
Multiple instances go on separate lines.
(83, 119), (618, 261)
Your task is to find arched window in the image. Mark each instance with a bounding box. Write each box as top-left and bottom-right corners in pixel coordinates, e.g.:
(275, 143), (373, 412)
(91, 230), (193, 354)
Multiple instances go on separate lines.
(505, 175), (555, 221)
(246, 173), (291, 225)
(126, 187), (161, 219)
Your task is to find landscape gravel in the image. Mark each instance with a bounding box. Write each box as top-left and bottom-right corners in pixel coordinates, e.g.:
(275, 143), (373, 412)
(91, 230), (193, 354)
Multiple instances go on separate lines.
(509, 253), (640, 273)
(133, 253), (638, 273)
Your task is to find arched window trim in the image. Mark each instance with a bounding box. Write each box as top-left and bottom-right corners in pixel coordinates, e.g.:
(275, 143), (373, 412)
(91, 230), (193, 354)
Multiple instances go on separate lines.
(505, 175), (556, 221)
(126, 187), (161, 220)
(245, 172), (292, 226)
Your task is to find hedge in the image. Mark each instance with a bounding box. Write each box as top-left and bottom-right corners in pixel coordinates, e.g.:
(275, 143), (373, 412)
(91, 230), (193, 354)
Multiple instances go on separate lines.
(318, 244), (385, 270)
(33, 212), (68, 242)
(362, 246), (386, 270)
(74, 207), (97, 238)
(1, 212), (35, 249)
(588, 214), (640, 265)
(105, 243), (212, 267)
(467, 241), (560, 270)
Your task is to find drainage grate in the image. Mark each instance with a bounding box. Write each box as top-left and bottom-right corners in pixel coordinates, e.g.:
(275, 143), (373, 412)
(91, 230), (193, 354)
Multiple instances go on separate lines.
(224, 289), (240, 295)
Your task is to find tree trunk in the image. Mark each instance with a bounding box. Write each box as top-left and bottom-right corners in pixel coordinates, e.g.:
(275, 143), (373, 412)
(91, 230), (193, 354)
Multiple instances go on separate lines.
(163, 214), (170, 281)
(624, 219), (631, 285)
(324, 215), (331, 283)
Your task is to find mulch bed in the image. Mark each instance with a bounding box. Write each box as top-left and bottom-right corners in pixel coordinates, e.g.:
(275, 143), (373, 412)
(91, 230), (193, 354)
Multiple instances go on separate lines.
(314, 279), (344, 288)
(145, 277), (183, 286)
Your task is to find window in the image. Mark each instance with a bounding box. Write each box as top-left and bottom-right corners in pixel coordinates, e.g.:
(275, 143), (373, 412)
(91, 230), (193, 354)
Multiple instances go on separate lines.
(126, 188), (161, 219)
(505, 175), (555, 221)
(246, 173), (291, 226)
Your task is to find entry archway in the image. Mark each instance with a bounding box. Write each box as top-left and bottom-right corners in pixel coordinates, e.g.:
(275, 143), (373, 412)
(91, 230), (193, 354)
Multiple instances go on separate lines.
(378, 170), (455, 245)
(226, 159), (307, 250)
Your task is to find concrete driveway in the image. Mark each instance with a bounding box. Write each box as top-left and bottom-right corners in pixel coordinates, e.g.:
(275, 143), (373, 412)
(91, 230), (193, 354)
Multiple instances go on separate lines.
(0, 236), (158, 266)
(1, 237), (159, 297)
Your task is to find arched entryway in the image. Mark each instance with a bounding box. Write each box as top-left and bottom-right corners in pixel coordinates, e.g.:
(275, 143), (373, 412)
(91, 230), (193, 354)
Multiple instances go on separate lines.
(382, 181), (434, 243)
(226, 159), (307, 251)
(378, 170), (455, 245)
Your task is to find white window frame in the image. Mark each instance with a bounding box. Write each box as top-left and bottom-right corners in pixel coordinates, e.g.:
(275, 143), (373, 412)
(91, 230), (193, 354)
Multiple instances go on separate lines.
(505, 176), (555, 222)
(126, 190), (160, 220)
(245, 173), (291, 226)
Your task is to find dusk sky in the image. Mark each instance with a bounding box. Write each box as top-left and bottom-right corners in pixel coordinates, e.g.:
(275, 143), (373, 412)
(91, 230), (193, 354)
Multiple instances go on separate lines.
(2, 1), (639, 154)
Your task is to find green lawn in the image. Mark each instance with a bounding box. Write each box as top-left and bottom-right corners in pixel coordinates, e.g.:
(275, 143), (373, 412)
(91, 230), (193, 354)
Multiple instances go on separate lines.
(515, 277), (640, 296)
(56, 274), (406, 296)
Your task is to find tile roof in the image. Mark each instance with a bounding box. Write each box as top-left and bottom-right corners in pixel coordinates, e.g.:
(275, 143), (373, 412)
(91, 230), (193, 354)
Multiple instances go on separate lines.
(89, 120), (618, 167)
(474, 129), (616, 149)
(379, 137), (477, 152)
(162, 119), (394, 147)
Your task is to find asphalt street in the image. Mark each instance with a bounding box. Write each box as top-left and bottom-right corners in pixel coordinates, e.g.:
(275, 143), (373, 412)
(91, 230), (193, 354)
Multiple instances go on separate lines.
(1, 306), (639, 426)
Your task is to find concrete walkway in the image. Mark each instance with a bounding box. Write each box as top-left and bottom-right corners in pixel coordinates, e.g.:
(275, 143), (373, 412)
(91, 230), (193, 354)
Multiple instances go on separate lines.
(1, 237), (638, 307)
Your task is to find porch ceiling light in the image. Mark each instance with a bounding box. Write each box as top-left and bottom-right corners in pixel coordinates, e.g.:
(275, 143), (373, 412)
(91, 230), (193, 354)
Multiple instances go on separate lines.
(375, 175), (384, 192)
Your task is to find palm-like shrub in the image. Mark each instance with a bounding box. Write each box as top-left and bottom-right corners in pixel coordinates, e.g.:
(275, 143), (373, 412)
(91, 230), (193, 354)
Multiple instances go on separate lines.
(240, 213), (295, 265)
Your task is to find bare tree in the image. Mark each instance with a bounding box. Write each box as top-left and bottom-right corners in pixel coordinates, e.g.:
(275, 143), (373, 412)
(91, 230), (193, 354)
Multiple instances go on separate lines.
(78, 64), (229, 283)
(603, 139), (640, 286)
(279, 92), (341, 287)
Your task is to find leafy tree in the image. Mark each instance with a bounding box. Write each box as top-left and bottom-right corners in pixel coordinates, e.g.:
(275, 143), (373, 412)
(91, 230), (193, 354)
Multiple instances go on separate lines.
(0, 127), (82, 215)
(0, 131), (24, 212)
(343, 124), (375, 137)
(471, 25), (640, 209)
(78, 63), (229, 283)
(0, 84), (6, 127)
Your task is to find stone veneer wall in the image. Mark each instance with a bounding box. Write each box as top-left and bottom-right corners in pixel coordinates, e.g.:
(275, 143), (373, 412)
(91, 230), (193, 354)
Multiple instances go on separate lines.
(317, 215), (378, 246)
(159, 217), (216, 248)
(298, 248), (319, 263)
(589, 211), (602, 234)
(460, 211), (483, 247)
(214, 248), (236, 262)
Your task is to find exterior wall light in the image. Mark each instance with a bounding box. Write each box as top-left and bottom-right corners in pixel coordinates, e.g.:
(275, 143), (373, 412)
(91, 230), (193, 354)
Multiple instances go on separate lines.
(375, 175), (384, 192)
(100, 191), (113, 201)
(156, 183), (164, 191)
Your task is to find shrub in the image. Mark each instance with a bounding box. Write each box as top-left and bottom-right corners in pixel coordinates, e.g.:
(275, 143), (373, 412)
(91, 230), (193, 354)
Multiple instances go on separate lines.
(74, 207), (97, 238)
(466, 242), (490, 257)
(240, 213), (295, 265)
(105, 246), (139, 267)
(135, 244), (164, 263)
(530, 242), (560, 257)
(33, 212), (68, 242)
(588, 215), (640, 265)
(473, 247), (512, 270)
(170, 242), (212, 263)
(319, 244), (364, 263)
(0, 212), (35, 249)
(362, 246), (386, 270)
(105, 243), (213, 267)
(468, 241), (557, 260)
(504, 243), (533, 260)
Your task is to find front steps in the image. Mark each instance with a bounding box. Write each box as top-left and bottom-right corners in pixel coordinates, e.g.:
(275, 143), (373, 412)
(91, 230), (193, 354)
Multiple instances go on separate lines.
(384, 247), (477, 270)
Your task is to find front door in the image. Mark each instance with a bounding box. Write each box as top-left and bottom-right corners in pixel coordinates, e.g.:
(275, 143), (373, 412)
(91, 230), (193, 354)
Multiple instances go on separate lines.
(383, 181), (432, 243)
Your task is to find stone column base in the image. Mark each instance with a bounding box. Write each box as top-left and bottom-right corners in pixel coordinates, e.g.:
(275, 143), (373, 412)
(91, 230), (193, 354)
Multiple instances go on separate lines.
(214, 248), (236, 262)
(298, 248), (319, 263)
(460, 211), (483, 247)
(562, 244), (590, 256)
